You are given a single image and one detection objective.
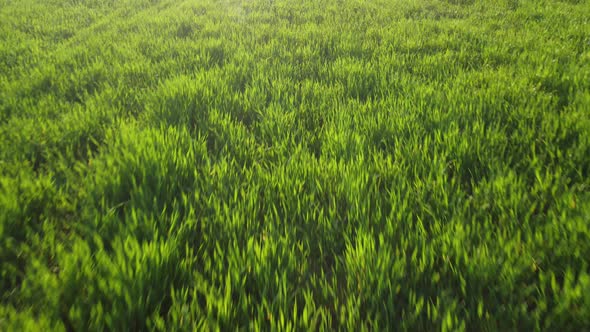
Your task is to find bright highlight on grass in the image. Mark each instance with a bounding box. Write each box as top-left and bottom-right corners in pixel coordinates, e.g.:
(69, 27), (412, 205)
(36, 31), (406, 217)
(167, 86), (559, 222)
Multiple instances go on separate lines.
(1, 0), (589, 330)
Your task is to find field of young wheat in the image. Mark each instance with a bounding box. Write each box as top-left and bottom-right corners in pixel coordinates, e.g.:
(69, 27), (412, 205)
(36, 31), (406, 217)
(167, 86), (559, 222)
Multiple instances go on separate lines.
(1, 0), (589, 330)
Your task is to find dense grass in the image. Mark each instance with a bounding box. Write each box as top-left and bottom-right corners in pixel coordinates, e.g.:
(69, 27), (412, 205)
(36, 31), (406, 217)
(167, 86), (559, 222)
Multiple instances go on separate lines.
(1, 0), (589, 330)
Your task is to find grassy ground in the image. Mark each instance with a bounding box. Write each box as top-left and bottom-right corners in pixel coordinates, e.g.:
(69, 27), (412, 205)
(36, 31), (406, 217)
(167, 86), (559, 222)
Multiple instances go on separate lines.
(1, 0), (589, 330)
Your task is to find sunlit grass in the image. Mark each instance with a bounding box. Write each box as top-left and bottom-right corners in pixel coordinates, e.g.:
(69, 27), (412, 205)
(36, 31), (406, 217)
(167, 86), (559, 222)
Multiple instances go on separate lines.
(1, 0), (589, 330)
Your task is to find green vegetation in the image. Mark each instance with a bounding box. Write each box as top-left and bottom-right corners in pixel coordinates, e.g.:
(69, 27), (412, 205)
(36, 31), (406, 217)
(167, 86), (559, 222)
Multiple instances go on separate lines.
(1, 0), (589, 330)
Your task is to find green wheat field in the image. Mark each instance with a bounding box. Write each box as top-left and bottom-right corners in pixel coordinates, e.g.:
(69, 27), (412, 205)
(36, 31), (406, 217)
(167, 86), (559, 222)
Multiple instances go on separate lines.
(1, 0), (589, 330)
